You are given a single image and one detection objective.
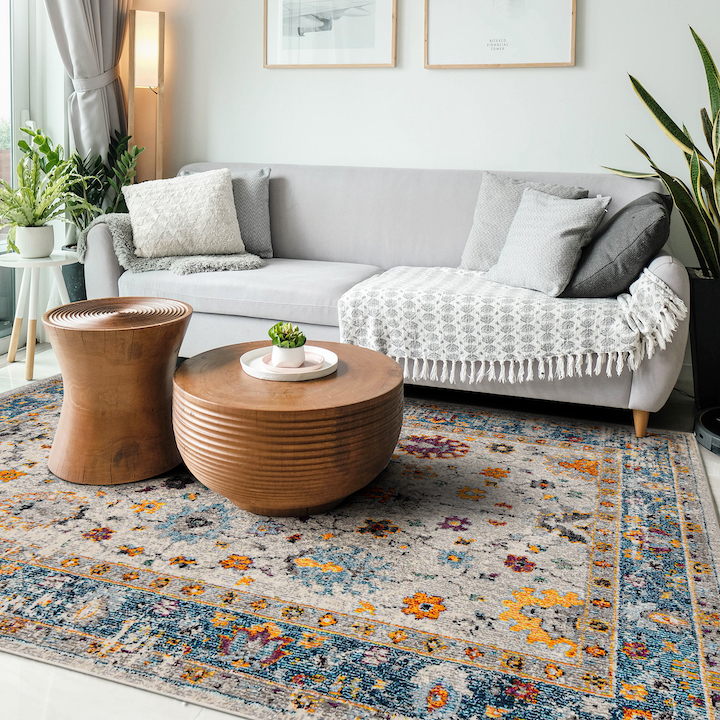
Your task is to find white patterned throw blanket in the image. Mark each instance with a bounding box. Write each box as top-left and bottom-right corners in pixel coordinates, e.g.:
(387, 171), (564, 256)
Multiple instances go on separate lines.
(338, 266), (687, 385)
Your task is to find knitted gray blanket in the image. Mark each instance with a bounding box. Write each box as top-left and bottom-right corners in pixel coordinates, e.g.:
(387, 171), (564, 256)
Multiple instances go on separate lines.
(76, 214), (264, 275)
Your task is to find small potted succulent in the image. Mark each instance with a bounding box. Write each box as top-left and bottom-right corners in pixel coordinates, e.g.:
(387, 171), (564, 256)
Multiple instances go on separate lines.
(269, 321), (306, 368)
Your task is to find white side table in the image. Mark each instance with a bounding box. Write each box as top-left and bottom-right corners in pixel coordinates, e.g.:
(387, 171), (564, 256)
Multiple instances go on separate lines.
(0, 252), (76, 380)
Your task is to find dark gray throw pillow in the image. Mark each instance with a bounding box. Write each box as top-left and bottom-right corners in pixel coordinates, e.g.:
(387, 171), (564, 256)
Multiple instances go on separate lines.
(231, 168), (273, 258)
(560, 192), (672, 298)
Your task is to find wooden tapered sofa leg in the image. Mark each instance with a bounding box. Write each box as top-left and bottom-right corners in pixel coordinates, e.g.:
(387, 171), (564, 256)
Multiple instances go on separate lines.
(633, 409), (650, 438)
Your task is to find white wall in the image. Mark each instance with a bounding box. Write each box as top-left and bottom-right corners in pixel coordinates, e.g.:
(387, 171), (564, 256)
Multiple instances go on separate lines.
(129, 0), (720, 268)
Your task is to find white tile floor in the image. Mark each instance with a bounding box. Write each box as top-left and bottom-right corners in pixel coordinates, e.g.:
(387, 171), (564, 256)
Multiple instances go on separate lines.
(1, 346), (720, 719)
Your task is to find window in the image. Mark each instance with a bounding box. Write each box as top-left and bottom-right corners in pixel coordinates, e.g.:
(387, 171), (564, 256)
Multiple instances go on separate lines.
(0, 0), (30, 355)
(0, 0), (13, 348)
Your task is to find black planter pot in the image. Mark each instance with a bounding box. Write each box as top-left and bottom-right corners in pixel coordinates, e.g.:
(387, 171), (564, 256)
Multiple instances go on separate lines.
(60, 245), (86, 302)
(688, 268), (720, 410)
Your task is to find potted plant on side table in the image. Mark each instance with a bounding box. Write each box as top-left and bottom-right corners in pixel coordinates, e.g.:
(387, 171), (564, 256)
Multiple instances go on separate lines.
(0, 127), (95, 258)
(605, 27), (720, 412)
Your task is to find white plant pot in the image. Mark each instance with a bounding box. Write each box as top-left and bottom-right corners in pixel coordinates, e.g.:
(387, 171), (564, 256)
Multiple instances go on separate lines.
(15, 225), (55, 259)
(271, 345), (305, 368)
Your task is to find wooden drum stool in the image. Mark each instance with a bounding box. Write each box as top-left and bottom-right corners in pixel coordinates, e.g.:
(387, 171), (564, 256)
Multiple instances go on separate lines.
(43, 297), (192, 485)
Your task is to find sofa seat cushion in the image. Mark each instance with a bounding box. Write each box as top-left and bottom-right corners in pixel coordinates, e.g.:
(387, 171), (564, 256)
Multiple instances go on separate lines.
(118, 257), (382, 327)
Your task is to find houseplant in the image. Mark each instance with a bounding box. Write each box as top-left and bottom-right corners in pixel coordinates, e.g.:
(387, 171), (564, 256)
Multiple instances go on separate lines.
(67, 130), (143, 232)
(606, 27), (720, 409)
(0, 127), (96, 258)
(268, 321), (307, 367)
(61, 132), (143, 301)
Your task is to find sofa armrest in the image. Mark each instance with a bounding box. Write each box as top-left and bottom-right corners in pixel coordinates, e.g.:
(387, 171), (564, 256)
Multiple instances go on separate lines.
(628, 253), (690, 413)
(84, 221), (122, 299)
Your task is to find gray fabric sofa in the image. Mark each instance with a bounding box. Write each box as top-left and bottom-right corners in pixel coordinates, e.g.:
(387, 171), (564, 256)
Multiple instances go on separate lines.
(83, 162), (690, 434)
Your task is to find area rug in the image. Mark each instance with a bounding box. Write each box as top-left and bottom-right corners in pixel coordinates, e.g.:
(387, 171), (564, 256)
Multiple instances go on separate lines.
(0, 378), (718, 720)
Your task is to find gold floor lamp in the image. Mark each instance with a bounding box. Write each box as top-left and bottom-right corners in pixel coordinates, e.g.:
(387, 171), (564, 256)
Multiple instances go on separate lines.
(128, 9), (165, 180)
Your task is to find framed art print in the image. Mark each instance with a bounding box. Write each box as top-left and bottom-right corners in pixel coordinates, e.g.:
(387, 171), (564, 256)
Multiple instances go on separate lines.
(265, 0), (397, 68)
(425, 0), (576, 69)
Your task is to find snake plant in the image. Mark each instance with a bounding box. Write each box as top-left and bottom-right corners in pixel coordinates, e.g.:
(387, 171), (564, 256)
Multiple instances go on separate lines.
(0, 127), (97, 253)
(605, 27), (720, 279)
(268, 321), (306, 348)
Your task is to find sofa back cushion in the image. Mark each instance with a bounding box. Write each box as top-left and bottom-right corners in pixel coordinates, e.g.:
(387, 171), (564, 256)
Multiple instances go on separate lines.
(178, 162), (664, 271)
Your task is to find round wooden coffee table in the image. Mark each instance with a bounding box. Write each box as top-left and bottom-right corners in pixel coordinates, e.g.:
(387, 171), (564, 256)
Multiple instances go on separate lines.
(172, 341), (404, 516)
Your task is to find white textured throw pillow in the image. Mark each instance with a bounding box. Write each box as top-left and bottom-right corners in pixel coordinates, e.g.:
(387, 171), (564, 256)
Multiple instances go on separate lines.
(123, 168), (245, 258)
(484, 188), (611, 297)
(459, 172), (589, 272)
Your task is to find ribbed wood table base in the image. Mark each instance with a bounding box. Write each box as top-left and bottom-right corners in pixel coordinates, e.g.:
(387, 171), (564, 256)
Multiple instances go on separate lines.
(43, 297), (192, 485)
(173, 341), (404, 517)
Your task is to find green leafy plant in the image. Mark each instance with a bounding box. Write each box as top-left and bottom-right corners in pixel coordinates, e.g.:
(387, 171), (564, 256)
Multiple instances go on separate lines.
(0, 128), (97, 253)
(67, 130), (144, 231)
(268, 321), (306, 348)
(605, 27), (720, 279)
(0, 118), (11, 150)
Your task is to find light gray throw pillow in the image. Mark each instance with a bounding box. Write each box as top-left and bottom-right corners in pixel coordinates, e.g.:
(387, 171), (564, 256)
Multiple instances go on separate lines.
(484, 188), (611, 297)
(232, 168), (273, 258)
(460, 172), (589, 272)
(124, 168), (245, 258)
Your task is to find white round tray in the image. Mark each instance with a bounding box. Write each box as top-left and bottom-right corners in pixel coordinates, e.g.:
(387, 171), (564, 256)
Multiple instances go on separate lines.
(240, 345), (339, 382)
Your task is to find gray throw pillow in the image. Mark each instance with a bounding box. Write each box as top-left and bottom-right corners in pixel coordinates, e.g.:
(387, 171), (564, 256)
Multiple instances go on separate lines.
(232, 168), (273, 258)
(561, 192), (672, 298)
(459, 172), (589, 272)
(484, 188), (611, 296)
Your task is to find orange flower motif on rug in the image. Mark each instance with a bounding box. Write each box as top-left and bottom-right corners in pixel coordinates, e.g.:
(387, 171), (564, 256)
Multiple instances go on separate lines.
(479, 467), (510, 479)
(402, 592), (447, 620)
(0, 470), (26, 482)
(219, 554), (253, 571)
(427, 683), (449, 711)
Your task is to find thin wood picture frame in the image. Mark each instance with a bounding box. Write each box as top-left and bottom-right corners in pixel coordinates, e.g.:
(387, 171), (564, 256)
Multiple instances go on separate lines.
(264, 0), (397, 68)
(425, 0), (576, 69)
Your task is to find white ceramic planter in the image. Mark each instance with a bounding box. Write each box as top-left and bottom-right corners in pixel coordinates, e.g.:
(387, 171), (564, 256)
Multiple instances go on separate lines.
(271, 345), (305, 368)
(15, 225), (55, 259)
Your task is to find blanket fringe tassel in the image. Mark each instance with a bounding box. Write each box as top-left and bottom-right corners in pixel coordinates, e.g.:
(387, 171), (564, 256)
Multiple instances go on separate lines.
(402, 349), (635, 386)
(396, 292), (685, 387)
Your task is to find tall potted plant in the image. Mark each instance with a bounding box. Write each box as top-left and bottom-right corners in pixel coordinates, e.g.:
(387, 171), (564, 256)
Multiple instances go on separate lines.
(0, 128), (95, 258)
(60, 131), (143, 300)
(67, 130), (143, 232)
(606, 27), (720, 409)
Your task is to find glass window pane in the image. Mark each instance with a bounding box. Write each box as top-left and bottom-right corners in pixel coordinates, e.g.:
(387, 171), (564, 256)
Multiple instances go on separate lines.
(0, 0), (13, 342)
(0, 0), (8, 184)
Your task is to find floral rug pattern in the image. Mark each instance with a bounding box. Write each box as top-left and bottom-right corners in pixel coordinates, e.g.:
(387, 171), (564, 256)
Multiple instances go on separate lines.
(0, 377), (718, 719)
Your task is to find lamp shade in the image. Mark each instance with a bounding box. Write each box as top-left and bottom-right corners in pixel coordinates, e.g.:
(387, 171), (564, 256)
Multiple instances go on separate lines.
(134, 10), (160, 87)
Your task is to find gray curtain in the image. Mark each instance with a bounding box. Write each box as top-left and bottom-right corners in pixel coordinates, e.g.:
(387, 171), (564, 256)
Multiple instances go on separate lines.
(44, 0), (130, 159)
